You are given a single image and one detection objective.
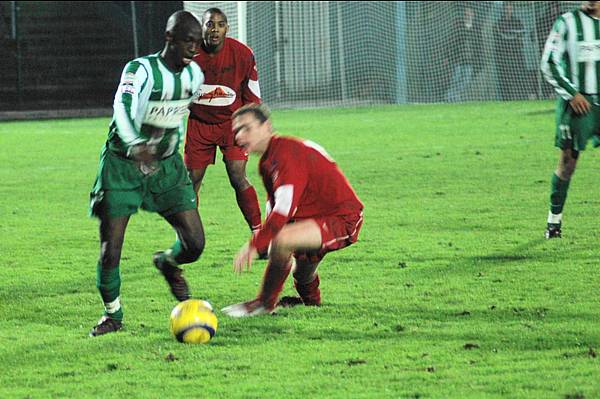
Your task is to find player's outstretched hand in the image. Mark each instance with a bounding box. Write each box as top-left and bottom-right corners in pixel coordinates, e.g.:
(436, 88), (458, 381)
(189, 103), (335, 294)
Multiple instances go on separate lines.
(233, 242), (258, 274)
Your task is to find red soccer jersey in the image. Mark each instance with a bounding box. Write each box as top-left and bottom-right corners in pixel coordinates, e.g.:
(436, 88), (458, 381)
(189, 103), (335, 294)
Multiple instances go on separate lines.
(189, 38), (261, 124)
(251, 136), (364, 253)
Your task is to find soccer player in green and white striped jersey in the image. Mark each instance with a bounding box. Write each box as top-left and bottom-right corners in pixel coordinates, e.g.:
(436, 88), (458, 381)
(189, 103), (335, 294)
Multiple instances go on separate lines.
(89, 11), (206, 336)
(540, 1), (600, 239)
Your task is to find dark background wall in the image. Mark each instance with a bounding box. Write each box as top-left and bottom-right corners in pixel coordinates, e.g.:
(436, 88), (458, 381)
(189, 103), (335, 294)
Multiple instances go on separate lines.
(0, 1), (573, 113)
(0, 1), (181, 111)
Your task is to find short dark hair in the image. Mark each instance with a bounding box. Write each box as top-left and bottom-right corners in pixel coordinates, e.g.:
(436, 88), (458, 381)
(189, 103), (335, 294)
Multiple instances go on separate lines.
(165, 10), (201, 35)
(203, 7), (227, 23)
(232, 103), (270, 124)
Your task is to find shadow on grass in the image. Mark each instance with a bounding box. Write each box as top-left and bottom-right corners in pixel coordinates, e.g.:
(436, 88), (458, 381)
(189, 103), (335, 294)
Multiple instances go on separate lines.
(406, 238), (549, 267)
(468, 238), (547, 264)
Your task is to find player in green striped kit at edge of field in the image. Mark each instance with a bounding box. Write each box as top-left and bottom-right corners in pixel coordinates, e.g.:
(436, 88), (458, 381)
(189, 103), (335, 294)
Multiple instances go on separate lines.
(88, 11), (206, 336)
(540, 1), (600, 239)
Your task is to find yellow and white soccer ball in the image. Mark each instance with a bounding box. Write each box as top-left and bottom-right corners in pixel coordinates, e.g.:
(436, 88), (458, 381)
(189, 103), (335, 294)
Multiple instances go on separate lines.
(170, 299), (218, 344)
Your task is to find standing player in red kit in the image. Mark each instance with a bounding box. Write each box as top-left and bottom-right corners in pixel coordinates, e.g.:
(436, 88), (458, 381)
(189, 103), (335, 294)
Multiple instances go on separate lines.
(185, 8), (262, 233)
(222, 104), (364, 318)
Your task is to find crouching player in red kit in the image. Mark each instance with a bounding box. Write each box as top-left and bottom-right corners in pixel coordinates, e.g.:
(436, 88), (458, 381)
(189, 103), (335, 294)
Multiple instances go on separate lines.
(222, 104), (364, 317)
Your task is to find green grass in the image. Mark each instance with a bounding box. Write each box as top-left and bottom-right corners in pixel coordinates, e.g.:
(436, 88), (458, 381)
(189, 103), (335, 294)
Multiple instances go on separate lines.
(1, 101), (599, 398)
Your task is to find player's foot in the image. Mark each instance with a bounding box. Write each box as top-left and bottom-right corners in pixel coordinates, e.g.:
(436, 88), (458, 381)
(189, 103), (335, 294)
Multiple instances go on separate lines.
(221, 299), (275, 318)
(277, 296), (304, 307)
(153, 251), (191, 301)
(545, 223), (562, 239)
(89, 315), (122, 337)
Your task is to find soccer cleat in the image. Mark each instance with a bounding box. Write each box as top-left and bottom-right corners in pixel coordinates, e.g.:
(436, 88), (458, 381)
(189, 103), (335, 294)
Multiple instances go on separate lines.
(277, 296), (304, 308)
(545, 223), (562, 239)
(277, 295), (322, 308)
(153, 251), (191, 301)
(221, 299), (275, 318)
(89, 315), (122, 337)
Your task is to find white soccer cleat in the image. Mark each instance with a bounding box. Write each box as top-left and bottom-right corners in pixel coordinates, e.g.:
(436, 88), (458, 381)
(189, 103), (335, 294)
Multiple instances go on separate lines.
(221, 300), (274, 318)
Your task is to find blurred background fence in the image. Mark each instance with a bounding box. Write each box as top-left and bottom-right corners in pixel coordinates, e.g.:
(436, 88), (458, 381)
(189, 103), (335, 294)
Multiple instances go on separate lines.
(0, 1), (582, 115)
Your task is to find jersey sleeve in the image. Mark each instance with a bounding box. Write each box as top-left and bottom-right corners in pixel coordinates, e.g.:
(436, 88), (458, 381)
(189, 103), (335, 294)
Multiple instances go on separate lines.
(251, 154), (307, 254)
(540, 16), (578, 101)
(113, 60), (150, 149)
(242, 52), (261, 105)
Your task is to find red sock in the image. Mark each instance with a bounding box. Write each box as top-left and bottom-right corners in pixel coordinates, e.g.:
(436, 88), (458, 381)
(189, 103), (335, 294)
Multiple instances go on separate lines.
(258, 259), (292, 309)
(236, 186), (262, 231)
(294, 274), (321, 306)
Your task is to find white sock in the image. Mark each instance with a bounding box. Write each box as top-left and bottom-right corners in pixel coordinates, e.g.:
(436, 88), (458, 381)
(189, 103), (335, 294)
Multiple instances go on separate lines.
(547, 212), (562, 225)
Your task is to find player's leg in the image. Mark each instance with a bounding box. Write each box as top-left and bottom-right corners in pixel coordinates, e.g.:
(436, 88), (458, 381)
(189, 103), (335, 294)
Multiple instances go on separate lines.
(547, 148), (578, 238)
(223, 211), (363, 317)
(153, 211), (204, 301)
(152, 154), (206, 301)
(184, 118), (217, 205)
(221, 118), (262, 232)
(90, 214), (129, 336)
(89, 148), (144, 336)
(279, 212), (363, 308)
(160, 209), (205, 265)
(259, 220), (322, 306)
(224, 158), (262, 231)
(279, 254), (322, 307)
(546, 98), (591, 239)
(222, 219), (322, 317)
(294, 255), (322, 305)
(188, 166), (208, 196)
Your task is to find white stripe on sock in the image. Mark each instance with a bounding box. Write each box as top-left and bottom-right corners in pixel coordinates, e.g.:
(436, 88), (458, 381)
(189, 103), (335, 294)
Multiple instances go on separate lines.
(547, 212), (562, 224)
(104, 297), (121, 314)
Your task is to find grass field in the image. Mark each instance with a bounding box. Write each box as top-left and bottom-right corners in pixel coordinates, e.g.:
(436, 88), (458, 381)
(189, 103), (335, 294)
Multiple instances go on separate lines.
(1, 101), (599, 398)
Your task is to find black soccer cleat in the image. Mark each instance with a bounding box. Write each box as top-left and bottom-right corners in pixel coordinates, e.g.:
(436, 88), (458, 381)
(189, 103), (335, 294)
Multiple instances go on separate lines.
(90, 316), (122, 337)
(153, 251), (191, 301)
(545, 223), (562, 239)
(277, 296), (305, 308)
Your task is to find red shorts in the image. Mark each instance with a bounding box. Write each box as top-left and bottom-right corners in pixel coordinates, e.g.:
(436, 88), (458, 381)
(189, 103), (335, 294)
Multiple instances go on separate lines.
(184, 117), (248, 169)
(294, 211), (364, 264)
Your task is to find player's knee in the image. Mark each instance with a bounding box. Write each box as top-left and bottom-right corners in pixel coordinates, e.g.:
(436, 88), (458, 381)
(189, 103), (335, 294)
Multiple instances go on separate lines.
(565, 165), (576, 179)
(557, 161), (577, 180)
(270, 234), (294, 256)
(183, 235), (205, 263)
(557, 150), (578, 179)
(229, 173), (250, 191)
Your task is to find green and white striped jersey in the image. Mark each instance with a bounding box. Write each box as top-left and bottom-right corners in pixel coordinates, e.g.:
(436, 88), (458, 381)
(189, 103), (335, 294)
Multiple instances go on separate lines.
(107, 53), (204, 158)
(541, 9), (600, 101)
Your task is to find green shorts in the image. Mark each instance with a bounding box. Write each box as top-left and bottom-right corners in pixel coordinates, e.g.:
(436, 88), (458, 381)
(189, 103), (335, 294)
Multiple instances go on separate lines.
(555, 95), (600, 151)
(89, 145), (197, 218)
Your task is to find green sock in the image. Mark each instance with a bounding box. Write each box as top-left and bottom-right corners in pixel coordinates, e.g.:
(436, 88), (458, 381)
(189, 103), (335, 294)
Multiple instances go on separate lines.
(549, 173), (570, 216)
(96, 262), (123, 321)
(164, 237), (183, 266)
